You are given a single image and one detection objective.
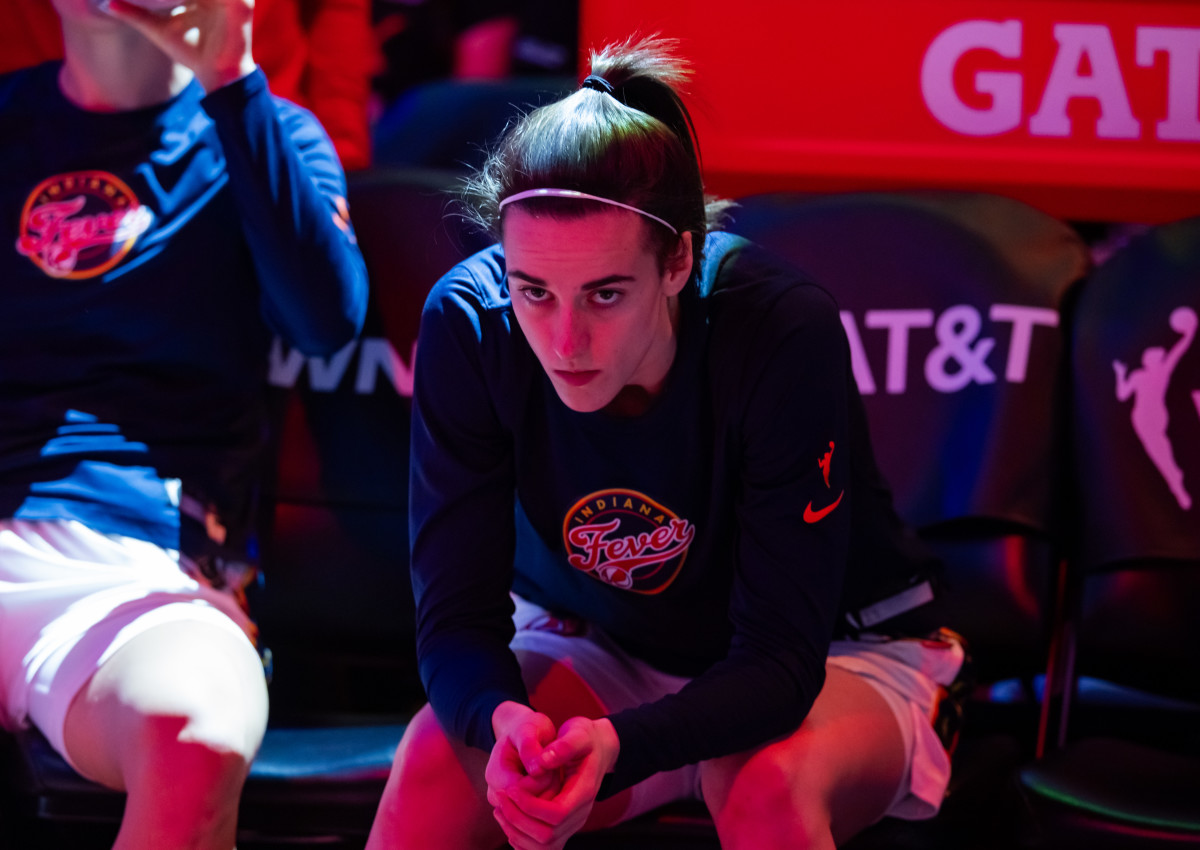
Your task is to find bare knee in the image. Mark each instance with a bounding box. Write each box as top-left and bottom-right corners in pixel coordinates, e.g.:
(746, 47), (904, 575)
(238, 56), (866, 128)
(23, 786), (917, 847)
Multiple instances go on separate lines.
(699, 667), (909, 850)
(702, 737), (834, 850)
(85, 709), (258, 850)
(393, 706), (482, 797)
(57, 620), (267, 849)
(124, 709), (259, 792)
(367, 704), (498, 850)
(131, 663), (267, 779)
(63, 620), (268, 793)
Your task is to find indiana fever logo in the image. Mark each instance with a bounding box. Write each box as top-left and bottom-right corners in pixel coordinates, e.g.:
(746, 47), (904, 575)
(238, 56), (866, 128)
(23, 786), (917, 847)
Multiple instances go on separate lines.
(562, 489), (695, 594)
(16, 171), (153, 279)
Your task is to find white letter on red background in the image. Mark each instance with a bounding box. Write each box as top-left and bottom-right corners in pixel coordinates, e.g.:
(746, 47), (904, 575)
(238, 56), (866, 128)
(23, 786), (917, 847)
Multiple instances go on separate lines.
(1137, 26), (1200, 141)
(1030, 24), (1140, 139)
(922, 19), (1023, 136)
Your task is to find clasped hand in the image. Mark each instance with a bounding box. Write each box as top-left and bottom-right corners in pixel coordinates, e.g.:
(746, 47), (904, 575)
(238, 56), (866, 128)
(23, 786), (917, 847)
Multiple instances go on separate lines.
(102, 0), (257, 92)
(486, 702), (620, 850)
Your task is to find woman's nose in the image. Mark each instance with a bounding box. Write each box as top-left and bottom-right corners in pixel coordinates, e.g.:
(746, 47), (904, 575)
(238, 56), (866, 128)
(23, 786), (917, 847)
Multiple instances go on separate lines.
(552, 307), (589, 362)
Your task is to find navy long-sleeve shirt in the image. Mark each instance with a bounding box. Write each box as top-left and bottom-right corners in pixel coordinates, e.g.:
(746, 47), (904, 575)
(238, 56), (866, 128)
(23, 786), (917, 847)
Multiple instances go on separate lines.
(0, 63), (368, 553)
(410, 232), (935, 794)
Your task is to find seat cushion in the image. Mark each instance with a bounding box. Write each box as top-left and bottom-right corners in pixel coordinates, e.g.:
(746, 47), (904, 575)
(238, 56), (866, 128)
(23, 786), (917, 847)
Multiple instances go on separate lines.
(1, 722), (405, 832)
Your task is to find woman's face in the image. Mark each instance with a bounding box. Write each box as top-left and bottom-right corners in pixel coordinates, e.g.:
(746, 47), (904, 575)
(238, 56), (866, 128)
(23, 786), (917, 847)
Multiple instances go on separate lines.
(503, 206), (693, 414)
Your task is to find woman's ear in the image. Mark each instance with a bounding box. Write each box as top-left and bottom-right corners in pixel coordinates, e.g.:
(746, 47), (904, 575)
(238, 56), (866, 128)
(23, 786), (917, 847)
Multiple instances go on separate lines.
(662, 231), (693, 297)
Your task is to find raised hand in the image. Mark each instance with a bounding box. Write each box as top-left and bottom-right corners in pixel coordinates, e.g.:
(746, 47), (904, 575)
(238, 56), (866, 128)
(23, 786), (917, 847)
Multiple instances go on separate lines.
(102, 0), (256, 92)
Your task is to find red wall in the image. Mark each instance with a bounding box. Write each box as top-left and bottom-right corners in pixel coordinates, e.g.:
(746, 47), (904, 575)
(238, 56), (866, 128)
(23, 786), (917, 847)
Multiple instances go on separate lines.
(581, 1), (1200, 222)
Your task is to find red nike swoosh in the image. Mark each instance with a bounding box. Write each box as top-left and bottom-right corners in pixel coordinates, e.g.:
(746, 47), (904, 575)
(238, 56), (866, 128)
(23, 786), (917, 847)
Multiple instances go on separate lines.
(803, 491), (844, 523)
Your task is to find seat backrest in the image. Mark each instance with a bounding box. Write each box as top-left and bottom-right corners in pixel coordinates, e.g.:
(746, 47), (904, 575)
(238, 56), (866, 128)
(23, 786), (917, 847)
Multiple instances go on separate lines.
(731, 192), (1089, 681)
(253, 167), (492, 717)
(1069, 219), (1200, 569)
(372, 77), (576, 172)
(1063, 217), (1200, 710)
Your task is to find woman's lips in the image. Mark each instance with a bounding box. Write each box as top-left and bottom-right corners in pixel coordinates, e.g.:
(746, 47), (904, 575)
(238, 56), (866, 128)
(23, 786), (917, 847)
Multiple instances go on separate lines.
(554, 370), (600, 386)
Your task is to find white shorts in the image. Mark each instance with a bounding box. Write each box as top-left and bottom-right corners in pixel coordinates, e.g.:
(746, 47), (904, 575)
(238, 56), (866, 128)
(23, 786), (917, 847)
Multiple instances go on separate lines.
(509, 595), (964, 823)
(0, 519), (256, 769)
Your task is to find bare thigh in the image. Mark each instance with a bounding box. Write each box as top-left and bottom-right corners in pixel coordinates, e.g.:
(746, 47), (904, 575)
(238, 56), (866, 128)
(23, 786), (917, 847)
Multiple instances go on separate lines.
(700, 665), (906, 847)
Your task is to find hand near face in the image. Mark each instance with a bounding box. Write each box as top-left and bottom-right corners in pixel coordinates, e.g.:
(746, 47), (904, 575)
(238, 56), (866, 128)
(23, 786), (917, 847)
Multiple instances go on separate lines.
(488, 707), (620, 850)
(103, 0), (256, 92)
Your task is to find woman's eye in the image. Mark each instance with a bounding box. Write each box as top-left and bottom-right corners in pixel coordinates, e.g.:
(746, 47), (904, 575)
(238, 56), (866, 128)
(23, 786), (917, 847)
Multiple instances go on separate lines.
(520, 286), (549, 303)
(592, 289), (621, 305)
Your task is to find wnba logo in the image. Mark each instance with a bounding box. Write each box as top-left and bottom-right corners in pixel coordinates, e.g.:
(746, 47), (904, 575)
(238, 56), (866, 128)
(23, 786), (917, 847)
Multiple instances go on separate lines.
(1114, 306), (1200, 512)
(16, 171), (152, 279)
(562, 489), (695, 594)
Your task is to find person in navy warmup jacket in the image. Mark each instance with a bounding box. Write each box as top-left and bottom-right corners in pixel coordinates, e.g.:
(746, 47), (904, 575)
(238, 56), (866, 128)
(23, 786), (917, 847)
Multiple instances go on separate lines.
(0, 0), (367, 846)
(367, 36), (962, 850)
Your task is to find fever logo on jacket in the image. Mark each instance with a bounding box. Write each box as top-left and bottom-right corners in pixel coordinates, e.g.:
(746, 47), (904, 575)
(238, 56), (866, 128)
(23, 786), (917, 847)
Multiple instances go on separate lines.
(562, 489), (695, 594)
(16, 171), (153, 279)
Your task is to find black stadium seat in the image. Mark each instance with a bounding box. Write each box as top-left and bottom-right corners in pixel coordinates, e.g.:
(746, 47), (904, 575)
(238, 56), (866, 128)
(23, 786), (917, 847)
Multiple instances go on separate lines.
(1018, 217), (1200, 848)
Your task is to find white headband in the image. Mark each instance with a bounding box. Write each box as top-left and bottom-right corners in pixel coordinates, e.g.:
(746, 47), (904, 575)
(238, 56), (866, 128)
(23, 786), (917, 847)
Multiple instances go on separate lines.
(498, 188), (679, 235)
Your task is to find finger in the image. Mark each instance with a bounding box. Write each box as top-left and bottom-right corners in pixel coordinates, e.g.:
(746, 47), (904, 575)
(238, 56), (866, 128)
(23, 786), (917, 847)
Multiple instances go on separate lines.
(507, 785), (571, 824)
(514, 716), (555, 776)
(536, 726), (592, 772)
(504, 783), (568, 827)
(517, 768), (563, 799)
(501, 804), (576, 850)
(509, 768), (594, 825)
(488, 729), (533, 781)
(497, 792), (557, 844)
(492, 808), (529, 850)
(492, 768), (556, 810)
(486, 784), (505, 810)
(487, 759), (532, 814)
(502, 794), (587, 850)
(493, 806), (553, 850)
